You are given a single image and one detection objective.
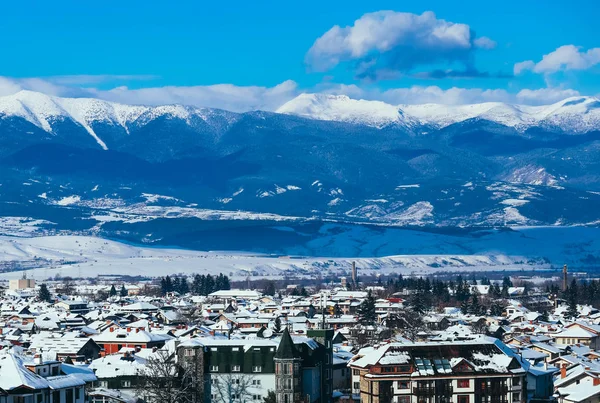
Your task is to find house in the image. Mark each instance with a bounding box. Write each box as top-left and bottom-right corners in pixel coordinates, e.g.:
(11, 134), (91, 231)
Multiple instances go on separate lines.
(93, 328), (172, 356)
(0, 352), (96, 402)
(348, 337), (528, 403)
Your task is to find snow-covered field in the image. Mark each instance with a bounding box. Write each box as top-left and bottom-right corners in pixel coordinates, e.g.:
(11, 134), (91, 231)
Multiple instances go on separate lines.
(0, 234), (553, 281)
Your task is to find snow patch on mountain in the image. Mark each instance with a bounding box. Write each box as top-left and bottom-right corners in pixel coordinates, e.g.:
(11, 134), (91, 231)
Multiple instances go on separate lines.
(501, 165), (559, 187)
(278, 93), (600, 133)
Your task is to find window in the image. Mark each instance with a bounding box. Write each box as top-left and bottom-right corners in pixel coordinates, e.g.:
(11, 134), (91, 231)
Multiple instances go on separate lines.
(254, 396), (261, 401)
(458, 396), (470, 403)
(75, 388), (81, 399)
(252, 379), (262, 385)
(210, 365), (219, 372)
(232, 365), (241, 372)
(14, 397), (25, 403)
(66, 388), (74, 403)
(53, 391), (60, 403)
(353, 382), (360, 390)
(397, 397), (410, 403)
(211, 347), (218, 351)
(512, 392), (520, 402)
(51, 366), (59, 376)
(232, 347), (240, 351)
(353, 369), (360, 376)
(458, 379), (470, 388)
(122, 380), (131, 387)
(212, 379), (218, 385)
(513, 377), (521, 386)
(37, 395), (43, 403)
(98, 381), (108, 388)
(184, 349), (195, 357)
(252, 365), (262, 373)
(254, 347), (261, 351)
(397, 381), (409, 389)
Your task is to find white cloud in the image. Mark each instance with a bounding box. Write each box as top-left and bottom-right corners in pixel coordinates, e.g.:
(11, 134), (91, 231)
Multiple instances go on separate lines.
(0, 75), (588, 111)
(515, 87), (580, 104)
(319, 84), (583, 106)
(306, 11), (494, 78)
(474, 36), (497, 50)
(515, 45), (600, 75)
(0, 76), (300, 113)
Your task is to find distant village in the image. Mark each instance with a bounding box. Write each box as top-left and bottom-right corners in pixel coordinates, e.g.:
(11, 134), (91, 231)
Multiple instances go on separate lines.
(0, 264), (599, 403)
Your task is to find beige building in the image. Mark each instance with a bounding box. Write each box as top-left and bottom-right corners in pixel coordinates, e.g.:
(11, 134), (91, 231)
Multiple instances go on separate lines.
(9, 278), (36, 290)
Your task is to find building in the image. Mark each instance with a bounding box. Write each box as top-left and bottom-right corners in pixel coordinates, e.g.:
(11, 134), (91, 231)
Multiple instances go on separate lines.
(178, 327), (334, 403)
(0, 353), (96, 402)
(9, 278), (35, 290)
(348, 337), (527, 403)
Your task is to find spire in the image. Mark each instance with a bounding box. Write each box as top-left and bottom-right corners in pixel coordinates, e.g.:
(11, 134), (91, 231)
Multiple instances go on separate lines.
(275, 327), (297, 359)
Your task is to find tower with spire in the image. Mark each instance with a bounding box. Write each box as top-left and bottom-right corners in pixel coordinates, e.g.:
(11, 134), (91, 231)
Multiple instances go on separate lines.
(274, 327), (303, 403)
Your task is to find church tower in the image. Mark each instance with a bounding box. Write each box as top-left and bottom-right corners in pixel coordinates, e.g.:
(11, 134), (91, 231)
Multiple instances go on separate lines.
(275, 328), (302, 403)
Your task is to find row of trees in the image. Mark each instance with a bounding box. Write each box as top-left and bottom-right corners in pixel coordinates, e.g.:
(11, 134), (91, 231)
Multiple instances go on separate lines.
(160, 274), (231, 296)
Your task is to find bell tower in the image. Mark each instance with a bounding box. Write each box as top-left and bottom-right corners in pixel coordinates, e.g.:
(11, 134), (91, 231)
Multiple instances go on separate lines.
(274, 328), (302, 403)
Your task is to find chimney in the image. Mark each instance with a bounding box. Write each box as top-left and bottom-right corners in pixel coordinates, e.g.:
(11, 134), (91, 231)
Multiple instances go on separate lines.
(109, 327), (114, 333)
(34, 353), (43, 365)
(127, 327), (131, 332)
(135, 328), (139, 333)
(561, 366), (567, 379)
(594, 377), (600, 386)
(152, 347), (158, 353)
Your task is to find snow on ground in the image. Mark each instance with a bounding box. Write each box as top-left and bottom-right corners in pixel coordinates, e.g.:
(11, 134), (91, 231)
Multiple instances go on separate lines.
(0, 218), (55, 237)
(140, 193), (180, 203)
(55, 195), (81, 206)
(0, 235), (548, 281)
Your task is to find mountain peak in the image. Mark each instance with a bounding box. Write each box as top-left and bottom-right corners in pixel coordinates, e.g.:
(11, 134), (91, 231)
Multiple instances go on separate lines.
(277, 93), (405, 128)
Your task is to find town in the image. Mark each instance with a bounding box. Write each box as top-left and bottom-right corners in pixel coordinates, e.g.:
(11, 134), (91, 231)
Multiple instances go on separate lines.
(0, 264), (597, 403)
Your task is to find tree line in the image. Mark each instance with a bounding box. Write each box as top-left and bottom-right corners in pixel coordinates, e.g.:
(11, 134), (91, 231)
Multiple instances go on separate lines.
(160, 274), (231, 296)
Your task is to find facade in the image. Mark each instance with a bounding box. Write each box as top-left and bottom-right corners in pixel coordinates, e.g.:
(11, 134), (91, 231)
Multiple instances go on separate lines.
(349, 338), (527, 403)
(0, 354), (95, 403)
(9, 278), (36, 290)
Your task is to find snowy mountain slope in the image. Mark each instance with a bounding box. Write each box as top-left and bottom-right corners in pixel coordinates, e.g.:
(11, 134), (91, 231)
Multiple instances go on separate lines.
(275, 93), (418, 129)
(0, 90), (239, 149)
(278, 94), (600, 133)
(3, 226), (600, 280)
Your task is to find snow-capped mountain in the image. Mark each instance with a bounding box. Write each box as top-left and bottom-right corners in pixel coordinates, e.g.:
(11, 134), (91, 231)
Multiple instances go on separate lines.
(0, 90), (238, 149)
(277, 93), (600, 133)
(2, 90), (600, 242)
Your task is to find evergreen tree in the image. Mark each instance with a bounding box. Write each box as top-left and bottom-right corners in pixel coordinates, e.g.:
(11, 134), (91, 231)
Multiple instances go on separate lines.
(38, 283), (52, 302)
(109, 285), (117, 297)
(307, 304), (316, 319)
(273, 317), (282, 333)
(172, 277), (181, 294)
(119, 285), (128, 297)
(263, 391), (276, 403)
(540, 310), (550, 322)
(333, 304), (342, 318)
(262, 281), (276, 296)
(160, 277), (168, 296)
(566, 279), (579, 319)
(460, 298), (470, 315)
(490, 303), (504, 317)
(468, 291), (482, 315)
(205, 275), (215, 295)
(164, 276), (173, 295)
(357, 291), (377, 325)
(179, 277), (190, 294)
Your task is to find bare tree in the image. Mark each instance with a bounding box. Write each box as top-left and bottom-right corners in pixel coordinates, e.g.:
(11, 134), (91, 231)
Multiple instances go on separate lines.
(213, 373), (256, 403)
(137, 348), (203, 403)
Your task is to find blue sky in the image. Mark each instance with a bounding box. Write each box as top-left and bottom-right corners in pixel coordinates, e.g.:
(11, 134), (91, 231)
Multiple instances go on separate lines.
(0, 0), (599, 110)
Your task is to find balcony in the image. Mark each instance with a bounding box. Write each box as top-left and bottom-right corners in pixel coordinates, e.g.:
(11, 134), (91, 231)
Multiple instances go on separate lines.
(414, 386), (435, 396)
(476, 383), (509, 395)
